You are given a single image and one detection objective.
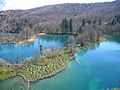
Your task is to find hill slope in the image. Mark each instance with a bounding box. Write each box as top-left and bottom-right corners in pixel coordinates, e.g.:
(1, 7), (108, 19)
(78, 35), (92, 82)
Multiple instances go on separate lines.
(0, 0), (120, 42)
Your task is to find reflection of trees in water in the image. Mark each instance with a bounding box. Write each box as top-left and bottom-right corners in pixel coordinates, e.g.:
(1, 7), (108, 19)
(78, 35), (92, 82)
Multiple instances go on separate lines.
(77, 43), (100, 56)
(75, 43), (100, 65)
(3, 54), (23, 64)
(39, 35), (69, 44)
(0, 44), (33, 63)
(0, 35), (68, 64)
(0, 44), (16, 51)
(106, 35), (120, 44)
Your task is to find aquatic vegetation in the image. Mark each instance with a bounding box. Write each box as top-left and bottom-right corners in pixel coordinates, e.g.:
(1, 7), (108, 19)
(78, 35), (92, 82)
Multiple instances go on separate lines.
(0, 59), (16, 80)
(0, 66), (16, 80)
(0, 36), (104, 82)
(0, 48), (75, 82)
(17, 49), (73, 82)
(110, 88), (120, 90)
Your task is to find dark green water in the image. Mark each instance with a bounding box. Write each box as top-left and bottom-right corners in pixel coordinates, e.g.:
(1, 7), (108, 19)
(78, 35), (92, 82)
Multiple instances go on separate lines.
(0, 35), (69, 63)
(0, 36), (120, 90)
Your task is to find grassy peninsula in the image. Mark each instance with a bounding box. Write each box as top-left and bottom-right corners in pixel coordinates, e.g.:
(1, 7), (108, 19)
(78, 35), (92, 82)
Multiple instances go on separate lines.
(17, 49), (74, 82)
(0, 36), (105, 82)
(0, 48), (75, 82)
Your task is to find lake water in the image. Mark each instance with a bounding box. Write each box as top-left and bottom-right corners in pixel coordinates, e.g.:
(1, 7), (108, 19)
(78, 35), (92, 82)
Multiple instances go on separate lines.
(0, 35), (69, 63)
(0, 36), (120, 90)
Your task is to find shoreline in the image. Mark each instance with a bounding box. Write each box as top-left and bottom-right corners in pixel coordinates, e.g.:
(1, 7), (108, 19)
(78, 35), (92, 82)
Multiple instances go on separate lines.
(0, 48), (75, 82)
(29, 56), (75, 83)
(17, 50), (73, 82)
(17, 33), (46, 44)
(21, 61), (68, 83)
(0, 36), (106, 82)
(0, 33), (74, 45)
(0, 33), (46, 45)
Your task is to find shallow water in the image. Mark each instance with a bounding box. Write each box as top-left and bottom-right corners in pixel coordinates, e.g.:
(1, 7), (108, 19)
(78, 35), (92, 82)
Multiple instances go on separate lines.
(0, 36), (120, 90)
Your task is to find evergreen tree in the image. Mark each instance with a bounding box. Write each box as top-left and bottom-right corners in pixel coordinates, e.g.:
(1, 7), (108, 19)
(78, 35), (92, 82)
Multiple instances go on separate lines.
(78, 26), (83, 34)
(82, 19), (86, 26)
(116, 15), (120, 23)
(61, 18), (69, 33)
(111, 19), (116, 25)
(87, 19), (91, 24)
(99, 18), (102, 25)
(69, 19), (73, 33)
(40, 44), (43, 56)
(93, 20), (96, 24)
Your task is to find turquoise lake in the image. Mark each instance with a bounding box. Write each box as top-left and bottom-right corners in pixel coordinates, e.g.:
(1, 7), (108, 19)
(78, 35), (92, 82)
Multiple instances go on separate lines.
(0, 35), (69, 63)
(0, 36), (120, 90)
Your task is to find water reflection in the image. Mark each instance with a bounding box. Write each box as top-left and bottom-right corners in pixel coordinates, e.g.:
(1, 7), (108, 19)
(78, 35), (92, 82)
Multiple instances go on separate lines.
(106, 35), (120, 44)
(77, 43), (100, 56)
(39, 35), (68, 43)
(0, 35), (69, 63)
(0, 36), (120, 90)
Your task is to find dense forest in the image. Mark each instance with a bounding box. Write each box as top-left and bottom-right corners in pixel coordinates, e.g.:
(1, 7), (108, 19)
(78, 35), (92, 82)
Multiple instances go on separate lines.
(0, 0), (120, 44)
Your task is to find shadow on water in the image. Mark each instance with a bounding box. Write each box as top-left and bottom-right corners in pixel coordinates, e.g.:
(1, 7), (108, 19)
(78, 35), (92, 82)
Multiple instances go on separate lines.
(106, 35), (120, 44)
(77, 42), (100, 56)
(39, 34), (69, 43)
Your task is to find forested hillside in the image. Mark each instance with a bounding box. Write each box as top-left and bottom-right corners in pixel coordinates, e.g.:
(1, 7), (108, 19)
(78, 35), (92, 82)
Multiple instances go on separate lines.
(0, 0), (120, 43)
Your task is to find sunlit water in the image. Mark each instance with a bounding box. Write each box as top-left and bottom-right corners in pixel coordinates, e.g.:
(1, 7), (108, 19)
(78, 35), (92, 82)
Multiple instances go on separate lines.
(0, 36), (120, 90)
(0, 35), (69, 63)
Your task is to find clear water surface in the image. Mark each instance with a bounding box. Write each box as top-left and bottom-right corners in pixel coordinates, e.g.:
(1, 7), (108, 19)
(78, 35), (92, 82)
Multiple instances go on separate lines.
(0, 35), (120, 90)
(0, 35), (69, 63)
